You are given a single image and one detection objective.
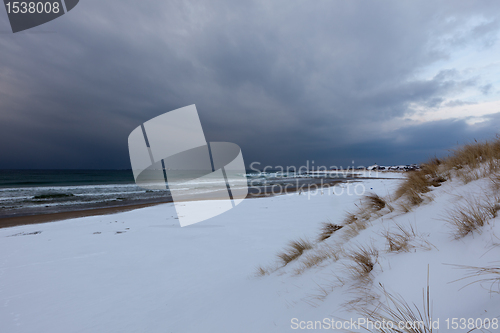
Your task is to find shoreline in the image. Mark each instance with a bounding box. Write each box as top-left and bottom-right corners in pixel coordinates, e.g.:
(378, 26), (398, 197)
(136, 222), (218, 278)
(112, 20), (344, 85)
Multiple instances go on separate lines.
(0, 175), (403, 229)
(0, 178), (350, 229)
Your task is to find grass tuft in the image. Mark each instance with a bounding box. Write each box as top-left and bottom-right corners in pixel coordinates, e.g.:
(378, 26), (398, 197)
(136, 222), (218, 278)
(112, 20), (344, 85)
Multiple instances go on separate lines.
(344, 212), (358, 225)
(277, 238), (313, 266)
(445, 198), (492, 239)
(318, 222), (343, 242)
(346, 245), (378, 280)
(358, 273), (436, 333)
(358, 267), (438, 333)
(489, 172), (500, 191)
(382, 223), (434, 253)
(341, 218), (369, 241)
(394, 137), (500, 208)
(450, 263), (500, 294)
(294, 245), (343, 274)
(364, 193), (387, 211)
(384, 226), (413, 253)
(398, 201), (413, 213)
(255, 266), (269, 276)
(395, 172), (430, 204)
(444, 137), (500, 172)
(482, 196), (500, 218)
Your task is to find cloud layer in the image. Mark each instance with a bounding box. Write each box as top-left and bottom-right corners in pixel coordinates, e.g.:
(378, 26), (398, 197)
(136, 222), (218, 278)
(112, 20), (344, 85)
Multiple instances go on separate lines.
(1, 0), (500, 169)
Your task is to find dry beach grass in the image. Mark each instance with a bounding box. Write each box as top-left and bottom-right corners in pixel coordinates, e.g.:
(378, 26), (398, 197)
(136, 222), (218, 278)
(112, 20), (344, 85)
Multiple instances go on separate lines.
(257, 136), (500, 326)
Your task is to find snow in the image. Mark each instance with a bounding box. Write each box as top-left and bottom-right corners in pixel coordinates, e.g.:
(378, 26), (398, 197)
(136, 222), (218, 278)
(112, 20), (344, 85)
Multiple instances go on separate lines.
(1, 173), (499, 332)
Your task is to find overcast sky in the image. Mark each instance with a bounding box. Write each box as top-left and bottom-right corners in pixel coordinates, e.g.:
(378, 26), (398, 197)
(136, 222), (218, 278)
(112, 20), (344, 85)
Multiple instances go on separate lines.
(1, 0), (500, 169)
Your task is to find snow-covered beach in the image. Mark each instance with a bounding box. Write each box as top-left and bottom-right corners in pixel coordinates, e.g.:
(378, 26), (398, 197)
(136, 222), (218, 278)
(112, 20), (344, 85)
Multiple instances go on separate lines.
(3, 1), (500, 332)
(1, 166), (499, 332)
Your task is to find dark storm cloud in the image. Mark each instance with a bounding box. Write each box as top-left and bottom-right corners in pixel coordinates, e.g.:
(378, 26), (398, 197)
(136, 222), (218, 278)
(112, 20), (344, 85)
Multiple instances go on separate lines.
(0, 0), (499, 169)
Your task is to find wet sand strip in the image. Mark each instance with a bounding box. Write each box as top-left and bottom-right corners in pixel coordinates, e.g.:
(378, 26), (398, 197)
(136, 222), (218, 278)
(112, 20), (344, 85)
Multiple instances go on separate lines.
(0, 178), (352, 229)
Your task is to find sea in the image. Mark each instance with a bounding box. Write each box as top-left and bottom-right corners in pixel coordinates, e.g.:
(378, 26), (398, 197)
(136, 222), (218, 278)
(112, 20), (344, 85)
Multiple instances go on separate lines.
(0, 169), (355, 218)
